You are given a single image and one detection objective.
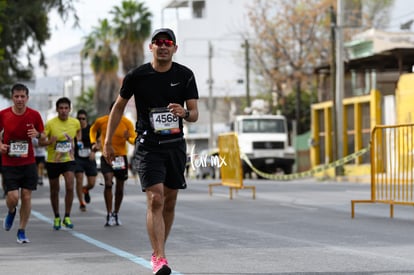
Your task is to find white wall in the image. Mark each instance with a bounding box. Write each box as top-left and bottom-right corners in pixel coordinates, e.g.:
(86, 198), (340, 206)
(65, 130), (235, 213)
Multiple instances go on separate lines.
(171, 0), (254, 98)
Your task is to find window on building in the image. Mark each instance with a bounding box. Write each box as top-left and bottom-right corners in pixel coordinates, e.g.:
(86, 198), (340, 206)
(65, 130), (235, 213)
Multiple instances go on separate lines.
(192, 1), (205, 18)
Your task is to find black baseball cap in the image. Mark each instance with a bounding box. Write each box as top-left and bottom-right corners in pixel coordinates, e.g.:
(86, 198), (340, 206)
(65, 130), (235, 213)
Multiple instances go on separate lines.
(151, 28), (176, 44)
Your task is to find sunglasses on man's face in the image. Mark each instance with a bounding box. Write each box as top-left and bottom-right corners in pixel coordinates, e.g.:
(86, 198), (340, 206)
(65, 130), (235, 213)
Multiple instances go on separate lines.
(152, 39), (175, 47)
(77, 117), (86, 120)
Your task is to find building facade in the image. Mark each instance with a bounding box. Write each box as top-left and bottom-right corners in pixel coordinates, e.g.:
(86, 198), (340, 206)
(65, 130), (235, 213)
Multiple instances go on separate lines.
(32, 0), (257, 150)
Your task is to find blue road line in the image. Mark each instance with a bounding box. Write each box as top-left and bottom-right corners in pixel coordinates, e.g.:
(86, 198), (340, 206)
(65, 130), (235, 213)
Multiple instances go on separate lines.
(31, 210), (183, 275)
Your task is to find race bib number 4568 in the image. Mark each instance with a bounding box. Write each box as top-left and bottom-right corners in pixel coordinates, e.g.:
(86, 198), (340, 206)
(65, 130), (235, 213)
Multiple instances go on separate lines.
(150, 107), (180, 135)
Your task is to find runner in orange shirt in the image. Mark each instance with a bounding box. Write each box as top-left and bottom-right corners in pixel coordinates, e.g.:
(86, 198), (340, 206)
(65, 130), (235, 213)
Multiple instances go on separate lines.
(90, 102), (136, 226)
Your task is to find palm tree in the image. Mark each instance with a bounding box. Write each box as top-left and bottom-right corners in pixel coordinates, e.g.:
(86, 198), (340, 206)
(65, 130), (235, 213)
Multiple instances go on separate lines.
(82, 18), (120, 116)
(75, 87), (98, 122)
(111, 0), (152, 75)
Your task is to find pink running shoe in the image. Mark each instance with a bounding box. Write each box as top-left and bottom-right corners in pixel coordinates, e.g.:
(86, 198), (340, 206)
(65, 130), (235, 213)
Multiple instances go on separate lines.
(151, 253), (156, 269)
(151, 256), (171, 275)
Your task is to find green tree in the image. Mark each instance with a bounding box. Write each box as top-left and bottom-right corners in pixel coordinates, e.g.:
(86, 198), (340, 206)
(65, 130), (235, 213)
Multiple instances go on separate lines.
(0, 1), (5, 62)
(248, 0), (331, 134)
(82, 18), (119, 116)
(363, 0), (395, 28)
(0, 0), (78, 96)
(75, 87), (98, 122)
(111, 0), (152, 75)
(247, 0), (394, 134)
(284, 89), (318, 133)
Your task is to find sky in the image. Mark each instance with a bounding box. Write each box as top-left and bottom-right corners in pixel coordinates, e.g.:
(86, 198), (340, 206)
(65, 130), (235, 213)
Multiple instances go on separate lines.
(386, 0), (414, 31)
(43, 0), (178, 57)
(43, 0), (414, 58)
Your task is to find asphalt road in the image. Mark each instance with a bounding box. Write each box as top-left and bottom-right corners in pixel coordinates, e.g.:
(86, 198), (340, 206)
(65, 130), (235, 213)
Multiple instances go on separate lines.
(1, 177), (414, 275)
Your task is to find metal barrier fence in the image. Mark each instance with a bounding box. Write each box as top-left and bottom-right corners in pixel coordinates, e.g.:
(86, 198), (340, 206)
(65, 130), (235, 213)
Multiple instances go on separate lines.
(351, 123), (414, 218)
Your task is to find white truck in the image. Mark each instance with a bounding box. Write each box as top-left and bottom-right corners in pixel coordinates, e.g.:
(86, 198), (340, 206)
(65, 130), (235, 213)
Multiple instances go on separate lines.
(231, 114), (295, 177)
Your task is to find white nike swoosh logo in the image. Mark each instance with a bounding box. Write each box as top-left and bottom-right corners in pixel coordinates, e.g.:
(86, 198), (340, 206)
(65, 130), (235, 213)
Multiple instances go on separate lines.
(170, 82), (180, 87)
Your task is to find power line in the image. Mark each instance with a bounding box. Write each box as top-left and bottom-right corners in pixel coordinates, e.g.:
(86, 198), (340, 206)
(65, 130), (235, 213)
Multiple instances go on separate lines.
(389, 10), (414, 23)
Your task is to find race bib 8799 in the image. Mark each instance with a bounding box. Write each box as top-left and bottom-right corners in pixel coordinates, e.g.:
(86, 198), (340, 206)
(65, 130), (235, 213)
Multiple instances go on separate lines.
(9, 140), (29, 157)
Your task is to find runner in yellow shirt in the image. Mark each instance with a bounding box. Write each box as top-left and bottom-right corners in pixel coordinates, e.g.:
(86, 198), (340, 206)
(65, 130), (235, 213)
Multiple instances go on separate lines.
(43, 97), (81, 230)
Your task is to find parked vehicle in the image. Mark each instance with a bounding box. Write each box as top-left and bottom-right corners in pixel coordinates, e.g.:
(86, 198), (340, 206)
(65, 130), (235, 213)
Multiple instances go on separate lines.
(193, 149), (220, 179)
(231, 114), (295, 178)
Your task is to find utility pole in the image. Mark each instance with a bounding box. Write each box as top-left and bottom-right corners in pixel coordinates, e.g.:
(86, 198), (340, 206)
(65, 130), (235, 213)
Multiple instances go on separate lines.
(295, 80), (301, 134)
(244, 39), (251, 108)
(330, 5), (339, 175)
(208, 41), (214, 149)
(335, 0), (345, 176)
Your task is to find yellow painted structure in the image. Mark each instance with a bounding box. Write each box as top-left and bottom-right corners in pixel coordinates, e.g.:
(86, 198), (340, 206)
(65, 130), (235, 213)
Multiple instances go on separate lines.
(396, 73), (414, 124)
(208, 133), (256, 200)
(352, 123), (414, 218)
(310, 89), (381, 177)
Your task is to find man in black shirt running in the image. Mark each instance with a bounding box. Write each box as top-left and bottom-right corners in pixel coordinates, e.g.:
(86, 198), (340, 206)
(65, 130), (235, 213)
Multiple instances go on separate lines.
(103, 28), (199, 275)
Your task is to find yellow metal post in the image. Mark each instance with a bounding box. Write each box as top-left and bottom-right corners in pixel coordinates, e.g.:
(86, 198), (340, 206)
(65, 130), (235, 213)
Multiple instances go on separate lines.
(355, 103), (362, 164)
(324, 106), (332, 164)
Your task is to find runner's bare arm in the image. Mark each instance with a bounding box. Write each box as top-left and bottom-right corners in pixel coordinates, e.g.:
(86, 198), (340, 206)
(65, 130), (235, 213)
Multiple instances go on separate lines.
(103, 96), (129, 163)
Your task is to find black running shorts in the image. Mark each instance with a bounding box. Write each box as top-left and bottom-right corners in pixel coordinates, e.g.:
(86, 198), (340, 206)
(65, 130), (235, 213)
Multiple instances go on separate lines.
(100, 155), (128, 181)
(134, 139), (187, 191)
(45, 161), (76, 179)
(2, 163), (38, 193)
(74, 157), (98, 177)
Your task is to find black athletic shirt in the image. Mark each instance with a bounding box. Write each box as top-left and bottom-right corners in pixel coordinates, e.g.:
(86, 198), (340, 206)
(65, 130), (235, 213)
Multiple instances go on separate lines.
(120, 62), (199, 145)
(75, 124), (93, 159)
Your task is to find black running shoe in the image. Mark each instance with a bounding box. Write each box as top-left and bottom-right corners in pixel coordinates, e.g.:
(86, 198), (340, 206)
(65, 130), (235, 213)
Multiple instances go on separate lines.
(83, 187), (91, 204)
